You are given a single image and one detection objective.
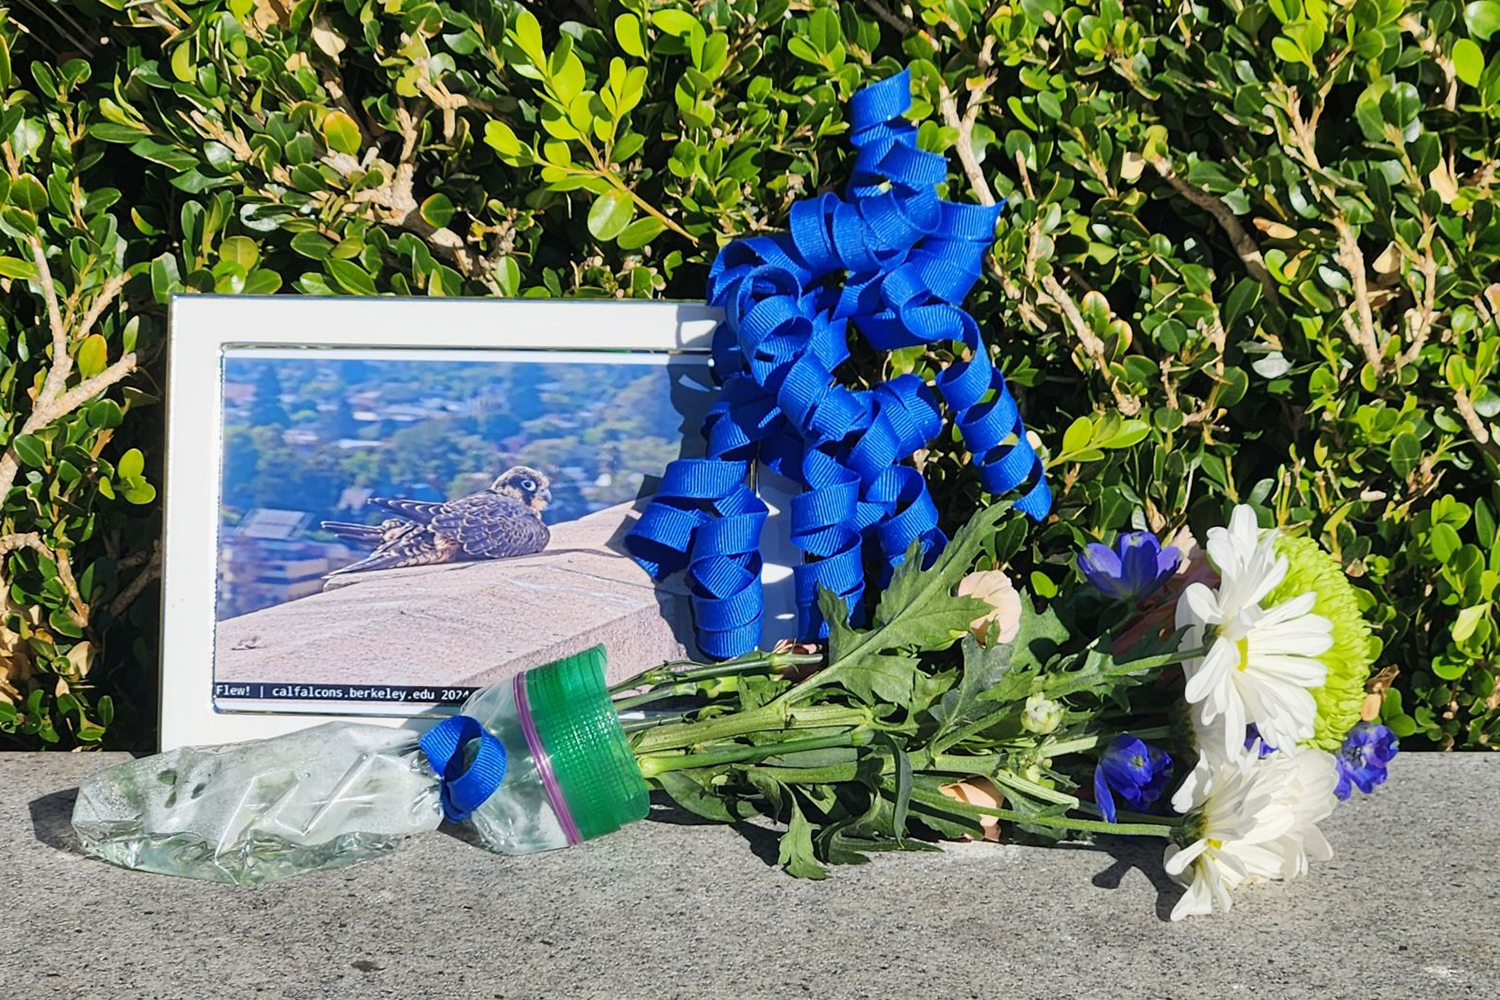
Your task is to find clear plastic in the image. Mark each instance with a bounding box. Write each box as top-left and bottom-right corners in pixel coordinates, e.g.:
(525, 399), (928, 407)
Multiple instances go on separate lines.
(459, 678), (571, 855)
(71, 651), (644, 883)
(71, 723), (443, 885)
(72, 691), (575, 884)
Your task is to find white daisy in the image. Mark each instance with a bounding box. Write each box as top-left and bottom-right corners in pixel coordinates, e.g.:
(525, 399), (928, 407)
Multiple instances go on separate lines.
(1165, 744), (1339, 920)
(1176, 506), (1333, 756)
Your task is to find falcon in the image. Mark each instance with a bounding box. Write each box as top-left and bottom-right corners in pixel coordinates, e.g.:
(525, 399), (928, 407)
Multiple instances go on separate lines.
(321, 466), (552, 575)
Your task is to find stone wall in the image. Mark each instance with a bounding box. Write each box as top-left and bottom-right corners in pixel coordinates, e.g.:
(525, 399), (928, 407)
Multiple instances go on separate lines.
(213, 500), (692, 690)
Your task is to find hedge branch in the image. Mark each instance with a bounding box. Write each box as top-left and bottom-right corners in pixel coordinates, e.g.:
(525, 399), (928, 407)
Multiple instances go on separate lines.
(1333, 218), (1385, 375)
(861, 0), (912, 33)
(1152, 161), (1277, 303)
(0, 252), (134, 505)
(108, 543), (162, 619)
(1453, 386), (1500, 466)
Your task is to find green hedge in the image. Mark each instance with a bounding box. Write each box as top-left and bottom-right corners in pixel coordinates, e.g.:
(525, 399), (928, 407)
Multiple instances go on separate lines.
(1, 0), (1496, 750)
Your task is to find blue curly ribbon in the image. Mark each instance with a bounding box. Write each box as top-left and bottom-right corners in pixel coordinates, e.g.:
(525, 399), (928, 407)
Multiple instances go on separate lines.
(419, 715), (507, 823)
(627, 68), (1051, 658)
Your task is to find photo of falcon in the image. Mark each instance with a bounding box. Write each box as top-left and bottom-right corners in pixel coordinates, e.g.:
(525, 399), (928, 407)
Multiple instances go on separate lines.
(321, 465), (553, 576)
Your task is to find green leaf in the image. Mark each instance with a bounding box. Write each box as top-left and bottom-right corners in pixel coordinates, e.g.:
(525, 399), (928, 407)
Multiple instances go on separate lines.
(777, 798), (829, 879)
(587, 190), (634, 240)
(652, 10), (700, 37)
(243, 269), (282, 295)
(117, 448), (144, 480)
(290, 231), (334, 261)
(484, 120), (523, 159)
(616, 217), (665, 250)
(1453, 603), (1491, 643)
(1453, 38), (1485, 87)
(872, 733), (912, 842)
(615, 13), (645, 57)
(321, 110), (362, 155)
(1098, 418), (1149, 449)
(656, 770), (759, 822)
(76, 335), (108, 378)
(0, 256), (38, 280)
(219, 236), (260, 270)
(1061, 415), (1093, 455)
(420, 193), (455, 229)
(12, 434), (47, 467)
(1465, 1), (1500, 40)
(87, 399), (123, 429)
(122, 479), (156, 505)
(326, 258), (378, 295)
(510, 9), (546, 64)
(1390, 431), (1421, 480)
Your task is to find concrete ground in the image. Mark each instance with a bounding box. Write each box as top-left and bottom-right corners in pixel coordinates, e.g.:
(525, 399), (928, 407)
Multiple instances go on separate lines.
(4, 752), (1496, 1000)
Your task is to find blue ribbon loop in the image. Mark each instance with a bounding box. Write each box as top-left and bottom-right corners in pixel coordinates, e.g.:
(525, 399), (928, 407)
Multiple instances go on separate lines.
(626, 68), (1052, 659)
(420, 715), (507, 824)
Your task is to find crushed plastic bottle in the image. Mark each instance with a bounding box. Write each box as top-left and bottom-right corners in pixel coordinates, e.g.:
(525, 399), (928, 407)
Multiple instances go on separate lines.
(71, 646), (649, 884)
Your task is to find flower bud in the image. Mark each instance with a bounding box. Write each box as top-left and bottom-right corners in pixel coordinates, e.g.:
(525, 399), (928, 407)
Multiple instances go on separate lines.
(1021, 693), (1063, 734)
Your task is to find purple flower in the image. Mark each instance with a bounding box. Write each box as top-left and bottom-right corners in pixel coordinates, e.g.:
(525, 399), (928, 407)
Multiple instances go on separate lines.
(1244, 723), (1277, 757)
(1335, 722), (1398, 800)
(1077, 531), (1180, 603)
(1093, 733), (1174, 824)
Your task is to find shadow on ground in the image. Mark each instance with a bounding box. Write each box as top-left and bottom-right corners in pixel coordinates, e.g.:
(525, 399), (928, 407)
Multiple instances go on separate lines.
(29, 787), (82, 854)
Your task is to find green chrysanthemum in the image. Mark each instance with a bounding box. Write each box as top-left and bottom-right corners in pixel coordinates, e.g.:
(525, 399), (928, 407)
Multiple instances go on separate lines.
(1266, 534), (1375, 751)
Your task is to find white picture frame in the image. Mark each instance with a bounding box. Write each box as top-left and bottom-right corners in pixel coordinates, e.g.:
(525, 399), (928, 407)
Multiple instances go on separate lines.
(159, 296), (799, 751)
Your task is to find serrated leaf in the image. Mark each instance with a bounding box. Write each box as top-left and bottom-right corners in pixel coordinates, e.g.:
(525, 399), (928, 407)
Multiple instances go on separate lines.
(656, 770), (759, 822)
(777, 799), (829, 879)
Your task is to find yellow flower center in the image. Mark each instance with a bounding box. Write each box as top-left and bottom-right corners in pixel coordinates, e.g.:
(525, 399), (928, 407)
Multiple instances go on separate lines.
(1207, 837), (1224, 850)
(1234, 636), (1251, 672)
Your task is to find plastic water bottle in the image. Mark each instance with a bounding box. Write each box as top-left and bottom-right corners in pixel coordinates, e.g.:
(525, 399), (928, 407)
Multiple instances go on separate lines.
(72, 647), (650, 884)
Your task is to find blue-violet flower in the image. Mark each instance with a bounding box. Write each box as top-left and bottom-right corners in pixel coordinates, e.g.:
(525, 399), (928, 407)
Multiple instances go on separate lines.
(1334, 722), (1398, 800)
(1093, 733), (1174, 823)
(1078, 531), (1181, 603)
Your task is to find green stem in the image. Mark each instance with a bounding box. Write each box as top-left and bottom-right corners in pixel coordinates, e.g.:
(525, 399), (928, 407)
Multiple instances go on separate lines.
(631, 703), (870, 755)
(610, 653), (823, 695)
(612, 685), (695, 711)
(621, 712), (689, 733)
(1042, 724), (1172, 757)
(907, 785), (1176, 839)
(930, 705), (1015, 756)
(1042, 645), (1207, 699)
(637, 731), (862, 778)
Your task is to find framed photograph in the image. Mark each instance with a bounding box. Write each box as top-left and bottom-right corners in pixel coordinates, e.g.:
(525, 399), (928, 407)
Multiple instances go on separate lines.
(160, 296), (798, 750)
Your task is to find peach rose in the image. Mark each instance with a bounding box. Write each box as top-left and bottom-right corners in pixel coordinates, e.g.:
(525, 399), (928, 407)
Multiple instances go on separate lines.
(939, 777), (1006, 842)
(955, 569), (1022, 645)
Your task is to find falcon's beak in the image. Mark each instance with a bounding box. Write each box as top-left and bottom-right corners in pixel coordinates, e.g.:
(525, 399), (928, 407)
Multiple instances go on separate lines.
(535, 487), (552, 509)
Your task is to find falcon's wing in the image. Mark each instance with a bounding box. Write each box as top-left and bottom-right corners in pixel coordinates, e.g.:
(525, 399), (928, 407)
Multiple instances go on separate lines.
(367, 496), (445, 523)
(431, 492), (549, 559)
(327, 522), (457, 575)
(322, 520), (397, 545)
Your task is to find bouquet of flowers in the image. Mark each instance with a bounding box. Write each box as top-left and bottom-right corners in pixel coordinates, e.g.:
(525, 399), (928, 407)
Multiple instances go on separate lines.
(73, 500), (1394, 920)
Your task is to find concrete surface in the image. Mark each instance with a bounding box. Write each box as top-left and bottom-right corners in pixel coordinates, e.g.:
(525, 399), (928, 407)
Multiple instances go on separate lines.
(214, 500), (693, 689)
(5, 752), (1497, 1000)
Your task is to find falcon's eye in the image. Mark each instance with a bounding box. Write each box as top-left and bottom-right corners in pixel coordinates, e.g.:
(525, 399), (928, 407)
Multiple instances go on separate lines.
(521, 479), (536, 491)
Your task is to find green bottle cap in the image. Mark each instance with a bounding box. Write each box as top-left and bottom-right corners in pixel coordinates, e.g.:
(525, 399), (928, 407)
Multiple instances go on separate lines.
(526, 645), (650, 841)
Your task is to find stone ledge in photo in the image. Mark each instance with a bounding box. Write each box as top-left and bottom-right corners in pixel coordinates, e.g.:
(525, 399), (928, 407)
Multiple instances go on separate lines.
(213, 499), (692, 689)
